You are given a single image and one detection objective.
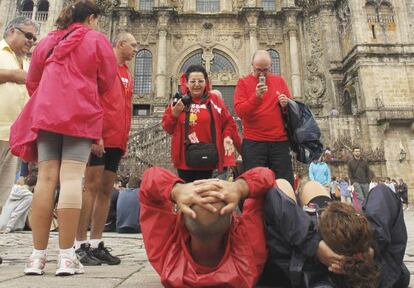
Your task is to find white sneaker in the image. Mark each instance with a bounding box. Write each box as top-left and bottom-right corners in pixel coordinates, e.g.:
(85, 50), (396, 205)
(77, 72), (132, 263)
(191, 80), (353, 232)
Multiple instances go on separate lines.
(55, 254), (84, 276)
(24, 254), (46, 275)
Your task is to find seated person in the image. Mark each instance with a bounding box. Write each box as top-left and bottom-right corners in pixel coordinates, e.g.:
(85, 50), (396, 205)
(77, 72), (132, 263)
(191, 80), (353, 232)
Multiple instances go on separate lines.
(262, 180), (409, 288)
(140, 166), (274, 288)
(116, 175), (141, 233)
(0, 175), (37, 234)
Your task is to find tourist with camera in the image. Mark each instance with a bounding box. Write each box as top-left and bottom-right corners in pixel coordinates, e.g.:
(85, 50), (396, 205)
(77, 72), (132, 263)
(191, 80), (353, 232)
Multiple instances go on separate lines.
(162, 64), (235, 182)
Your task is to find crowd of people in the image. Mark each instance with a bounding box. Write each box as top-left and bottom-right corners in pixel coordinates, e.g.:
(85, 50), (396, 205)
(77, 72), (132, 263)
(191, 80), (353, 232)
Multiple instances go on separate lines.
(0, 0), (410, 287)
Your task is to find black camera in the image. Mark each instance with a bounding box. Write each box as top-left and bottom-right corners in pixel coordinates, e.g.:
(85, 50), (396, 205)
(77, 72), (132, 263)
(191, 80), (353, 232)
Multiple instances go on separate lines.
(172, 92), (192, 106)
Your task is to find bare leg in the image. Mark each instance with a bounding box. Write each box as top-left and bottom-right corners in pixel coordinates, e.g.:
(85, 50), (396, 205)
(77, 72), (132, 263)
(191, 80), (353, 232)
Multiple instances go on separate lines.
(76, 166), (104, 241)
(90, 170), (117, 240)
(31, 160), (60, 250)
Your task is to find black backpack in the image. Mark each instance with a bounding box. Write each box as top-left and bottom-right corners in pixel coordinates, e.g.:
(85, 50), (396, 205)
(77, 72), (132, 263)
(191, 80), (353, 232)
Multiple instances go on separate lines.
(283, 100), (323, 164)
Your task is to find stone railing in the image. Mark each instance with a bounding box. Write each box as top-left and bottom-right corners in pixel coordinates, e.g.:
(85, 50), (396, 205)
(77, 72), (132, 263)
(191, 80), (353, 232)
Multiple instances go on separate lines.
(119, 122), (174, 178)
(35, 11), (48, 22)
(377, 105), (414, 123)
(21, 11), (33, 19)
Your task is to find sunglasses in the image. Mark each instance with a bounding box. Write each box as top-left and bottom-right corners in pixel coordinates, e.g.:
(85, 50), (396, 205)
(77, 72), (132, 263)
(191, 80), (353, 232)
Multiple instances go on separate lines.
(15, 27), (37, 42)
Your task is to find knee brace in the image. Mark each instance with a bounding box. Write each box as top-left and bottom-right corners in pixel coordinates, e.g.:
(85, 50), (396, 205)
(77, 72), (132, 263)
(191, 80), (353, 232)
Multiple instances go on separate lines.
(57, 160), (87, 209)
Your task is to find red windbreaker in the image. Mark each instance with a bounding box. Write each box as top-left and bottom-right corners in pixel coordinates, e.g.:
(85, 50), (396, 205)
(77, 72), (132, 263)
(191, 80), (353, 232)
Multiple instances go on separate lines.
(140, 166), (275, 288)
(234, 73), (292, 142)
(162, 92), (234, 172)
(101, 64), (132, 152)
(9, 23), (117, 162)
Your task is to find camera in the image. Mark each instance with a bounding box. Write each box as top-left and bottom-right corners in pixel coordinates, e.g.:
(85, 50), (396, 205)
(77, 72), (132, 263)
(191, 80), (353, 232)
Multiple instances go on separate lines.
(172, 92), (192, 106)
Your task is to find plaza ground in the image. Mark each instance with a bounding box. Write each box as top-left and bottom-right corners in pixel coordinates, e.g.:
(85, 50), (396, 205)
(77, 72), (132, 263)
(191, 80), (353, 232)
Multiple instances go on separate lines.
(0, 210), (413, 288)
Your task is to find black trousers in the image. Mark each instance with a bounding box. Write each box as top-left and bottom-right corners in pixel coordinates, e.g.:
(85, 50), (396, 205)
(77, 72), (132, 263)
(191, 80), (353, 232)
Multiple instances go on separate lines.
(242, 139), (293, 186)
(177, 169), (213, 183)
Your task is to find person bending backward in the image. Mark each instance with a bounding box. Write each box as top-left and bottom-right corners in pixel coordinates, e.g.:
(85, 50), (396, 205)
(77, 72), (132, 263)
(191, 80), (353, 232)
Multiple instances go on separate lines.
(162, 65), (235, 183)
(234, 50), (294, 185)
(262, 179), (409, 288)
(140, 166), (275, 288)
(9, 0), (117, 276)
(74, 32), (137, 266)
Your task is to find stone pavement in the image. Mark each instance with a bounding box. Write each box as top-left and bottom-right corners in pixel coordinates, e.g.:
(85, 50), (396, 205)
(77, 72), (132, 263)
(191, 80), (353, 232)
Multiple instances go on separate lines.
(0, 210), (413, 288)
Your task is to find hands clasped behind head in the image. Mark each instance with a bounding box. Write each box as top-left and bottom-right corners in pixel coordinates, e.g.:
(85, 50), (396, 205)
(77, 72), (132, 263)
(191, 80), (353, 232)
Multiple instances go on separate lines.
(173, 178), (242, 219)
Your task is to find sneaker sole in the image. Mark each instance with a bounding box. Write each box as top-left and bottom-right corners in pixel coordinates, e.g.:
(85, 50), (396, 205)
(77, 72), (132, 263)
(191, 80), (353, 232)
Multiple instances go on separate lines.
(55, 267), (84, 276)
(24, 268), (44, 275)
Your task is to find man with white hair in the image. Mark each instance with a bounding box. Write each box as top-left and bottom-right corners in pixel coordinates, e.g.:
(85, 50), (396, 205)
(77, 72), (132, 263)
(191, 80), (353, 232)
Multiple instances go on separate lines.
(0, 17), (37, 211)
(234, 50), (294, 185)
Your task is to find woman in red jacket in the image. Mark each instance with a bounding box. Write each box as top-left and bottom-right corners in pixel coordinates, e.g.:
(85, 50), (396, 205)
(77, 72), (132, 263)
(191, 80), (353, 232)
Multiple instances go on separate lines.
(162, 65), (235, 182)
(9, 0), (117, 276)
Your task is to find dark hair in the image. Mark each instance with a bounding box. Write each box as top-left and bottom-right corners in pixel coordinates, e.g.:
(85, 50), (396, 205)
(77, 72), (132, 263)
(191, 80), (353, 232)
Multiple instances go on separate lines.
(24, 175), (37, 187)
(56, 0), (100, 30)
(127, 174), (141, 189)
(319, 202), (380, 288)
(352, 146), (361, 151)
(185, 64), (208, 82)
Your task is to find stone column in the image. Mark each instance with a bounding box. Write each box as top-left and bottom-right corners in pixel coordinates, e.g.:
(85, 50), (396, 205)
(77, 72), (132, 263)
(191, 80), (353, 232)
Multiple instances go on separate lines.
(243, 9), (260, 69)
(286, 9), (302, 99)
(156, 29), (167, 98)
(155, 10), (170, 98)
(32, 0), (38, 21)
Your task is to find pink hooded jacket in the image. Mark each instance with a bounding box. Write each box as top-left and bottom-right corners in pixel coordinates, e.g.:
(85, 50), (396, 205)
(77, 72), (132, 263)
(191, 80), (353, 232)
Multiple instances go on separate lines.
(9, 23), (117, 162)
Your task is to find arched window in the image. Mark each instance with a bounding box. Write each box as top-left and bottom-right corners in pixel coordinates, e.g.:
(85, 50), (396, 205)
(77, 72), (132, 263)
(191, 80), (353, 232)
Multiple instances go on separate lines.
(262, 0), (276, 11)
(22, 0), (34, 11)
(36, 0), (49, 21)
(180, 50), (203, 73)
(210, 51), (236, 73)
(140, 0), (154, 11)
(134, 49), (152, 96)
(268, 49), (281, 74)
(196, 0), (220, 13)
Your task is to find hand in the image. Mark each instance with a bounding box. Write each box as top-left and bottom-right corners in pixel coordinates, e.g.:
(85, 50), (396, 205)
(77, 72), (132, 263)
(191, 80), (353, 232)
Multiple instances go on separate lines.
(256, 82), (268, 99)
(91, 138), (105, 157)
(171, 181), (225, 219)
(194, 178), (248, 215)
(172, 99), (185, 118)
(278, 92), (289, 107)
(316, 240), (345, 274)
(11, 69), (27, 84)
(223, 136), (235, 156)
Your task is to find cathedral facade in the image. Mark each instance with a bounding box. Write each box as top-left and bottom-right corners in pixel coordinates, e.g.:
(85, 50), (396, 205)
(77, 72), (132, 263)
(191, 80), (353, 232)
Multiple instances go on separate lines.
(1, 0), (414, 197)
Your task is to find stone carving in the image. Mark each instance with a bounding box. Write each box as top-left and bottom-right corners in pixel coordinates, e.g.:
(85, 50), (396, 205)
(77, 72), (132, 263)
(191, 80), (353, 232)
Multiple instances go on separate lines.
(304, 15), (326, 110)
(232, 33), (242, 50)
(171, 0), (184, 12)
(202, 22), (214, 44)
(233, 0), (246, 11)
(329, 136), (385, 162)
(172, 33), (184, 51)
(337, 0), (351, 35)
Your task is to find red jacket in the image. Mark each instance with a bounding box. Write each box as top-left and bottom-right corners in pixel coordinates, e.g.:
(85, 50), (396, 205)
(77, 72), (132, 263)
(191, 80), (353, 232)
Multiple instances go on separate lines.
(162, 92), (234, 172)
(101, 64), (132, 152)
(140, 166), (275, 288)
(234, 73), (292, 142)
(9, 23), (117, 162)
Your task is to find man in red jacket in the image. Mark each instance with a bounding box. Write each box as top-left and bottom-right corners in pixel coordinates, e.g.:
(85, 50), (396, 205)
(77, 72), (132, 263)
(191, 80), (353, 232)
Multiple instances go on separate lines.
(234, 50), (294, 185)
(75, 32), (138, 265)
(140, 166), (274, 288)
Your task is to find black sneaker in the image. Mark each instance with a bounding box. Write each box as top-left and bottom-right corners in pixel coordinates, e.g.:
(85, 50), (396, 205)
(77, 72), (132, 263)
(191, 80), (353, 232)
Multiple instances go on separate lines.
(76, 243), (102, 266)
(91, 241), (121, 265)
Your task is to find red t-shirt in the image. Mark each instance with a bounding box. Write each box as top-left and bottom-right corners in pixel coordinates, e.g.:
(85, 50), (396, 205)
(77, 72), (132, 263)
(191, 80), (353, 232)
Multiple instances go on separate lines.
(234, 73), (292, 142)
(187, 97), (212, 144)
(140, 167), (275, 288)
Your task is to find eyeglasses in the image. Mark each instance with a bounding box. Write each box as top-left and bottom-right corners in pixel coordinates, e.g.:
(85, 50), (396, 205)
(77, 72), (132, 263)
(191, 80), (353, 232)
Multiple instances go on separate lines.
(253, 67), (270, 73)
(188, 79), (206, 85)
(15, 27), (37, 42)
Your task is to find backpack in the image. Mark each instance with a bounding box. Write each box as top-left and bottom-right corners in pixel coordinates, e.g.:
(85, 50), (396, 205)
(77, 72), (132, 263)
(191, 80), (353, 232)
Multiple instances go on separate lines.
(283, 100), (324, 164)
